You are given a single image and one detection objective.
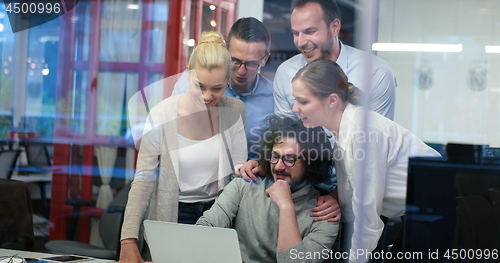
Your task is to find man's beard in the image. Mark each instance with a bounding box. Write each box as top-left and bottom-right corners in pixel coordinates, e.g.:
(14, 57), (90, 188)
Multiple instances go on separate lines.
(318, 30), (334, 60)
(273, 170), (291, 178)
(272, 170), (306, 190)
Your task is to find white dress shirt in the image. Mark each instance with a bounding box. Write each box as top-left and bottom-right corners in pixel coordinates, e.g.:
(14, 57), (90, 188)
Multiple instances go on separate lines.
(334, 104), (440, 262)
(273, 41), (397, 120)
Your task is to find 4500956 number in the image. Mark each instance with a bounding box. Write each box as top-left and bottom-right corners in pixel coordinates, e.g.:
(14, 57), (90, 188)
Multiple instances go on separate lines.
(6, 2), (61, 14)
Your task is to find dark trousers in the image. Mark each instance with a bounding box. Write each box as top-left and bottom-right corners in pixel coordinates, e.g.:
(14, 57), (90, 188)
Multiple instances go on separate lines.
(177, 200), (215, 224)
(326, 216), (404, 263)
(384, 216), (405, 263)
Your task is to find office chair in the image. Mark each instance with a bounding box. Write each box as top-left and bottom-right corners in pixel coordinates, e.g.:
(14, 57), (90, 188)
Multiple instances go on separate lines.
(0, 150), (22, 179)
(22, 144), (53, 218)
(25, 143), (51, 167)
(0, 179), (35, 250)
(454, 195), (497, 253)
(45, 182), (144, 260)
(488, 187), (500, 234)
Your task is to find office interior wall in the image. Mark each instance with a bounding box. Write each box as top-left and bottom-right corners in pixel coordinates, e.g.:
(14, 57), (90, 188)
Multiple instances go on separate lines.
(377, 0), (500, 147)
(237, 0), (264, 21)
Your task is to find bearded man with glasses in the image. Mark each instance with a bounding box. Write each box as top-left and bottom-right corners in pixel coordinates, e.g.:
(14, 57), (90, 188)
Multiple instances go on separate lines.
(196, 115), (339, 263)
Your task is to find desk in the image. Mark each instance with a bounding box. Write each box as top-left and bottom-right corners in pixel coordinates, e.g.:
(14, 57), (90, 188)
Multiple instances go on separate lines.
(11, 173), (52, 183)
(12, 164), (132, 220)
(405, 157), (500, 259)
(0, 249), (114, 262)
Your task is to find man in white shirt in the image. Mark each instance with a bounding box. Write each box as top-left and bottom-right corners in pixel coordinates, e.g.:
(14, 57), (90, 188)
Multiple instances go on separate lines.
(271, 1), (397, 261)
(238, 0), (395, 221)
(274, 0), (396, 120)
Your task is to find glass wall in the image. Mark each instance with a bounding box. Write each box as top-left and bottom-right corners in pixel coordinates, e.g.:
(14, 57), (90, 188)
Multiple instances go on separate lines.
(0, 0), (172, 253)
(264, 0), (499, 147)
(0, 7), (59, 140)
(1, 0), (238, 255)
(0, 0), (169, 144)
(263, 0), (500, 260)
(377, 0), (500, 147)
(3, 0), (498, 260)
(0, 3), (17, 139)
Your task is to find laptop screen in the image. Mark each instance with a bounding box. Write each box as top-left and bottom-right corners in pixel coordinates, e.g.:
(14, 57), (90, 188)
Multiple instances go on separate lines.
(143, 220), (242, 263)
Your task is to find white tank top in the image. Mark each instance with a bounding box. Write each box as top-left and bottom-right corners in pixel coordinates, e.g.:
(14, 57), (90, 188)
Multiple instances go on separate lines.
(178, 133), (219, 203)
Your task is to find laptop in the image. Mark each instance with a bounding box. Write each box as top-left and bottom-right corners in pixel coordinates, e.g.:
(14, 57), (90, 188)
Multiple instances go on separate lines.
(143, 220), (243, 263)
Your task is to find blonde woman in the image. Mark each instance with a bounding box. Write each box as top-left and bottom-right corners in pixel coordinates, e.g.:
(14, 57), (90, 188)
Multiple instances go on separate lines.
(118, 32), (247, 263)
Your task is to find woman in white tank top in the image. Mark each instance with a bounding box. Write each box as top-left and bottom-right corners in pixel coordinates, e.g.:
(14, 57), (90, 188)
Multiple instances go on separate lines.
(119, 32), (248, 263)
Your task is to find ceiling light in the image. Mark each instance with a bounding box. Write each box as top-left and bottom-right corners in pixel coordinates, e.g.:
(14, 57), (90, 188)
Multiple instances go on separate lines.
(372, 43), (462, 52)
(485, 45), (500, 53)
(127, 4), (140, 10)
(39, 36), (59, 42)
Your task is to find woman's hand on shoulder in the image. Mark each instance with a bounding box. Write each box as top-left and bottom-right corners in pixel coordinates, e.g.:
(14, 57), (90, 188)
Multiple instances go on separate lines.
(235, 160), (260, 182)
(310, 194), (341, 222)
(311, 188), (341, 222)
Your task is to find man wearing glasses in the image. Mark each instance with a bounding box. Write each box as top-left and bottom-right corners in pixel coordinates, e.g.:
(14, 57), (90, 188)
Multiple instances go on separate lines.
(172, 17), (274, 160)
(196, 115), (338, 263)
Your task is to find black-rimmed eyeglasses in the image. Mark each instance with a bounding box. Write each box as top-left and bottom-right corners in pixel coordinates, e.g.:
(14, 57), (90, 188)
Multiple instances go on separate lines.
(231, 56), (266, 71)
(270, 155), (301, 168)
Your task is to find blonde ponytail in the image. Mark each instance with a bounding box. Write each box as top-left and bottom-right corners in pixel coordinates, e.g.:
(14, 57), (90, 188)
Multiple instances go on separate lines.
(188, 31), (231, 79)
